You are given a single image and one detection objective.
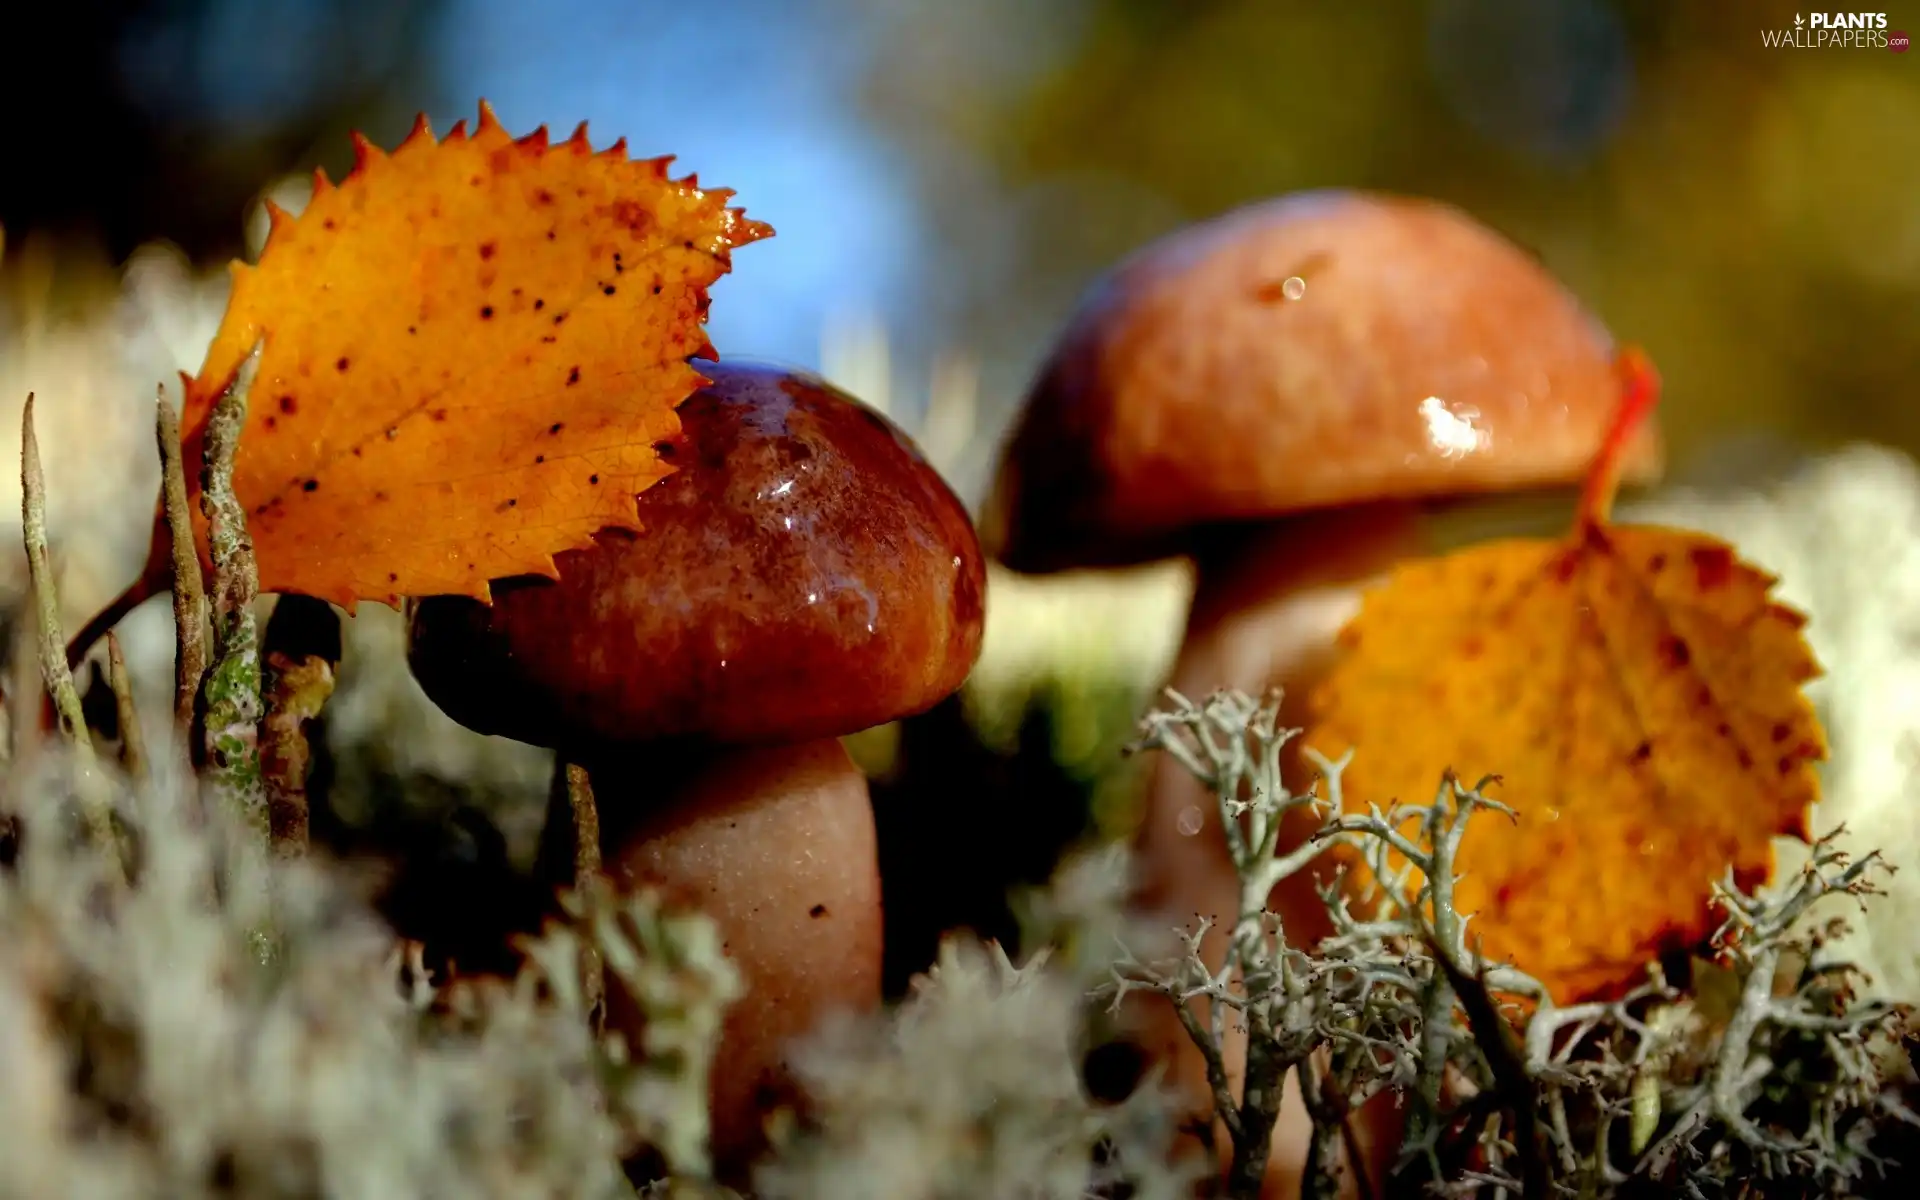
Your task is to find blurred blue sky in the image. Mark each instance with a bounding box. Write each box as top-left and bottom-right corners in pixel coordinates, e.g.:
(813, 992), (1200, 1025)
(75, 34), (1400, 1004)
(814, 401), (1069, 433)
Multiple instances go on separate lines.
(115, 0), (1639, 380)
(430, 0), (927, 372)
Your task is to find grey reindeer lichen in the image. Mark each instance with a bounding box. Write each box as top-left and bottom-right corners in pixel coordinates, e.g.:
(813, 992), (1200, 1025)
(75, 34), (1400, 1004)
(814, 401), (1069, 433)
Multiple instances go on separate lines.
(1115, 687), (1919, 1199)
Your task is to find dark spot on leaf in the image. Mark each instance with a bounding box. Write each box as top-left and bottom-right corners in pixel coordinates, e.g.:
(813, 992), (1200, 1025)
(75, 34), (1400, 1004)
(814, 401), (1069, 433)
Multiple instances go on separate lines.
(602, 284), (616, 296)
(389, 573), (399, 583)
(546, 228), (557, 241)
(1736, 747), (1754, 769)
(1660, 636), (1690, 668)
(553, 311), (568, 325)
(323, 218), (337, 230)
(1648, 553), (1666, 573)
(549, 422), (563, 435)
(653, 441), (676, 459)
(302, 479), (319, 493)
(535, 455), (545, 464)
(534, 188), (554, 205)
(1630, 740), (1652, 763)
(264, 416), (277, 430)
(432, 408), (449, 422)
(278, 394), (298, 414)
(609, 200), (654, 234)
(374, 491), (387, 502)
(478, 242), (496, 260)
(1691, 545), (1734, 590)
(651, 284), (662, 295)
(567, 366), (580, 386)
(407, 325), (417, 335)
(480, 305), (494, 319)
(335, 356), (351, 372)
(809, 904), (827, 918)
(1771, 722), (1791, 743)
(533, 298), (545, 311)
(589, 474), (600, 485)
(540, 335), (557, 344)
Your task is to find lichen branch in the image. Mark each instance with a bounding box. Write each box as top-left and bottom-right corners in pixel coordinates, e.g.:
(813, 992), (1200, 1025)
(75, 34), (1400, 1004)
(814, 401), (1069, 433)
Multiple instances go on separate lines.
(198, 347), (266, 839)
(1123, 687), (1917, 1199)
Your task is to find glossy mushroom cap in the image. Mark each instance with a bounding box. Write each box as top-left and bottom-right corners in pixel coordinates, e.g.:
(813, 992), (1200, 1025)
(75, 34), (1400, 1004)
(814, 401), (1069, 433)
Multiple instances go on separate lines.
(408, 360), (987, 753)
(981, 189), (1666, 573)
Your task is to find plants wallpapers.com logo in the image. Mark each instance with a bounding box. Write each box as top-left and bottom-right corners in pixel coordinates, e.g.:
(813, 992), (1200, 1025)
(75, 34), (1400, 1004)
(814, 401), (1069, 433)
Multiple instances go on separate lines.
(1761, 11), (1910, 49)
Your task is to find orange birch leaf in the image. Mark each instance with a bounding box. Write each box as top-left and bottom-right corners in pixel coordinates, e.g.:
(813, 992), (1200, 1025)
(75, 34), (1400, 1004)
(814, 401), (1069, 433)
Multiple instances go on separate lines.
(1301, 349), (1827, 1001)
(168, 100), (770, 610)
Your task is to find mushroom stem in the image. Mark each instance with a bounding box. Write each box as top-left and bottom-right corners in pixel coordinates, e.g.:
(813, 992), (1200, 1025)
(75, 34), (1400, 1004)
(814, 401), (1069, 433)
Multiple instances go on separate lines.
(1130, 500), (1425, 1198)
(588, 736), (884, 1185)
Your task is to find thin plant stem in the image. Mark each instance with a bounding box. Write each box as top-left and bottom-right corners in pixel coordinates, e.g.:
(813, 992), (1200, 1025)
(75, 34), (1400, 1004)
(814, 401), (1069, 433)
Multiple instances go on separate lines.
(261, 595), (340, 858)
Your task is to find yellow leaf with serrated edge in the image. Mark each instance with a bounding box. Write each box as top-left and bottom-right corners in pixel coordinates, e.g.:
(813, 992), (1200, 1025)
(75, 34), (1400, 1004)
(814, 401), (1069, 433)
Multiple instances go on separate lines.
(1303, 350), (1826, 1001)
(173, 100), (770, 609)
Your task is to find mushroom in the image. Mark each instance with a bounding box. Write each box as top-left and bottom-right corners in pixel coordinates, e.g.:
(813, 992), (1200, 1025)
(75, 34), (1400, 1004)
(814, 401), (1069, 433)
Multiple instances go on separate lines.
(406, 359), (986, 1179)
(980, 190), (1663, 1195)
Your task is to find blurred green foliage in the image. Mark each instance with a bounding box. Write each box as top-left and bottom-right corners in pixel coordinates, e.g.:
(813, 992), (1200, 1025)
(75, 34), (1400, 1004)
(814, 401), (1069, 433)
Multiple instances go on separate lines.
(854, 0), (1920, 488)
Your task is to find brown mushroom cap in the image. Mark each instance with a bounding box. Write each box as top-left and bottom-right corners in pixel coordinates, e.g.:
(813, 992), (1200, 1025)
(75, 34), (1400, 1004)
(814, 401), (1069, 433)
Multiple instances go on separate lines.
(981, 189), (1665, 573)
(408, 360), (986, 752)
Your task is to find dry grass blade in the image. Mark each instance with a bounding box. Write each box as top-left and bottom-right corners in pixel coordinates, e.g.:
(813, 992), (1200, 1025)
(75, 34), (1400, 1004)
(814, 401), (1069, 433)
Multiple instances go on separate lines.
(106, 630), (148, 782)
(567, 760), (607, 1032)
(20, 392), (124, 880)
(158, 385), (208, 748)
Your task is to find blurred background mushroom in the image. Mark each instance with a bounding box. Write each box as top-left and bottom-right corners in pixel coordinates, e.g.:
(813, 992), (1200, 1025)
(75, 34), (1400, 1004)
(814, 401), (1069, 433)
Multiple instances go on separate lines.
(6, 0), (1920, 1172)
(405, 360), (985, 1180)
(979, 188), (1664, 1192)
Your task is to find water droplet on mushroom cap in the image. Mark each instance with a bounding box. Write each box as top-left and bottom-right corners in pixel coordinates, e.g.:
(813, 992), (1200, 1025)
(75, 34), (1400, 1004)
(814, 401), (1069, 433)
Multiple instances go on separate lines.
(408, 360), (986, 752)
